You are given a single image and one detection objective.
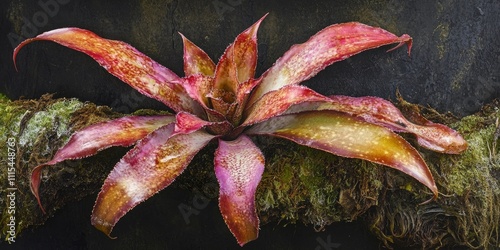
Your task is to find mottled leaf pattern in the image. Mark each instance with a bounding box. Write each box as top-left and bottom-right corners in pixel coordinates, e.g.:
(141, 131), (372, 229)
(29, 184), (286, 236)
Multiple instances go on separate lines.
(215, 135), (264, 246)
(242, 85), (330, 126)
(180, 33), (216, 77)
(211, 15), (265, 114)
(30, 115), (175, 212)
(247, 111), (438, 198)
(16, 14), (468, 247)
(249, 22), (412, 105)
(284, 95), (468, 154)
(325, 95), (467, 153)
(14, 28), (203, 115)
(91, 124), (215, 236)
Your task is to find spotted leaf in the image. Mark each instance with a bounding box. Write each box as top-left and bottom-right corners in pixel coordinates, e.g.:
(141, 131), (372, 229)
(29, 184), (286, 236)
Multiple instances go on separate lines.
(91, 123), (215, 237)
(247, 111), (437, 198)
(283, 95), (468, 154)
(249, 22), (412, 105)
(215, 135), (265, 246)
(14, 28), (203, 115)
(242, 85), (330, 126)
(180, 33), (216, 77)
(30, 115), (175, 213)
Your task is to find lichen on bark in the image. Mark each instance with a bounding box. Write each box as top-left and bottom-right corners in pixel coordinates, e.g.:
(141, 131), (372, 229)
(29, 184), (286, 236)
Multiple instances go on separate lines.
(0, 94), (498, 249)
(0, 94), (125, 241)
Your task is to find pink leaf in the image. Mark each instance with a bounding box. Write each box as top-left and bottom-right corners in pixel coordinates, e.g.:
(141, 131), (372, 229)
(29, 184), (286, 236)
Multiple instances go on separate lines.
(180, 33), (216, 77)
(247, 111), (438, 198)
(14, 28), (202, 115)
(182, 75), (233, 123)
(232, 14), (267, 83)
(212, 15), (266, 107)
(214, 135), (265, 246)
(285, 95), (468, 154)
(30, 115), (175, 213)
(241, 85), (330, 126)
(249, 22), (412, 105)
(91, 123), (215, 237)
(175, 111), (233, 136)
(326, 95), (467, 154)
(270, 95), (467, 154)
(174, 112), (212, 134)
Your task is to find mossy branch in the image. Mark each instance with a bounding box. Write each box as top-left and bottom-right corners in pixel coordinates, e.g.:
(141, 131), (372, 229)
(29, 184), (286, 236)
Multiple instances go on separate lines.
(0, 94), (498, 248)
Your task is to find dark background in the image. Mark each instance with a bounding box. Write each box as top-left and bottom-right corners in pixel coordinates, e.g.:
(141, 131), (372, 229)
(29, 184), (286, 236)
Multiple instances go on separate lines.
(1, 0), (498, 249)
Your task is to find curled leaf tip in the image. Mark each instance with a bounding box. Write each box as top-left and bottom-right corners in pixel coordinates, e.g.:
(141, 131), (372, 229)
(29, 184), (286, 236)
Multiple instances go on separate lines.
(13, 36), (37, 72)
(387, 33), (413, 56)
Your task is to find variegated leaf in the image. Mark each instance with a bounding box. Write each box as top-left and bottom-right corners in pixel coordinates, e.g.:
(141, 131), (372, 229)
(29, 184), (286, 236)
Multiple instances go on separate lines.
(283, 95), (468, 154)
(30, 115), (175, 213)
(214, 135), (265, 246)
(91, 123), (215, 236)
(241, 85), (330, 126)
(325, 95), (467, 154)
(249, 22), (412, 105)
(175, 111), (233, 136)
(14, 28), (203, 115)
(212, 15), (266, 104)
(247, 111), (438, 198)
(180, 33), (216, 77)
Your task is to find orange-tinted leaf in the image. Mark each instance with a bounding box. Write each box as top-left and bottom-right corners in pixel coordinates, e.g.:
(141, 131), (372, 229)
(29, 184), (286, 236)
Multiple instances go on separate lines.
(308, 95), (467, 154)
(275, 95), (467, 154)
(14, 28), (202, 114)
(232, 14), (267, 83)
(180, 33), (216, 77)
(241, 85), (329, 126)
(215, 135), (264, 246)
(212, 15), (266, 104)
(247, 111), (437, 198)
(30, 115), (175, 213)
(249, 22), (412, 105)
(91, 123), (215, 237)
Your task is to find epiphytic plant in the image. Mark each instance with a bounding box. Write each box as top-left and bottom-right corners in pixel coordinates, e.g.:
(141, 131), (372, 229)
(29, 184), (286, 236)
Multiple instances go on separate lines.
(14, 14), (467, 246)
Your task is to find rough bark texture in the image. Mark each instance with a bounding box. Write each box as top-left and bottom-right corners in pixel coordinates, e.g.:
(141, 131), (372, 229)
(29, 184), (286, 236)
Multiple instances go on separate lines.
(0, 94), (498, 249)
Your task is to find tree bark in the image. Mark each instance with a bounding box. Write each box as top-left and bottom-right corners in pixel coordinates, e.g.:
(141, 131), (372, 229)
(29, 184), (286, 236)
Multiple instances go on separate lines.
(0, 94), (498, 248)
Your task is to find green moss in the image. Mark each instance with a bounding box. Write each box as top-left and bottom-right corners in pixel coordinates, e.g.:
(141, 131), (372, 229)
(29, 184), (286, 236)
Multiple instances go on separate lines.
(256, 139), (382, 228)
(369, 102), (500, 249)
(1, 93), (498, 248)
(0, 95), (118, 242)
(0, 95), (23, 139)
(439, 129), (495, 196)
(18, 99), (83, 149)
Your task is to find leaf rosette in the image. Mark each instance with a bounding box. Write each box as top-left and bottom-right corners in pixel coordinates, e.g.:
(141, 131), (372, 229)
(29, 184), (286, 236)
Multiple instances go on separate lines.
(14, 13), (467, 246)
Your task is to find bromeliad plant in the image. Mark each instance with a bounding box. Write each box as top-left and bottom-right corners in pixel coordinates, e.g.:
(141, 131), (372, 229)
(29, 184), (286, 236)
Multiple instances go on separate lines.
(14, 14), (467, 246)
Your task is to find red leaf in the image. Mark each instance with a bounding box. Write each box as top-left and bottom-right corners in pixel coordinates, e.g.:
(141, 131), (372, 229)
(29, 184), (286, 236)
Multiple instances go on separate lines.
(247, 111), (438, 198)
(268, 94), (467, 154)
(91, 123), (215, 237)
(249, 22), (412, 105)
(242, 85), (330, 126)
(214, 135), (265, 246)
(291, 95), (468, 154)
(232, 14), (267, 83)
(180, 33), (216, 77)
(212, 15), (266, 106)
(175, 111), (233, 136)
(30, 115), (175, 213)
(14, 28), (202, 115)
